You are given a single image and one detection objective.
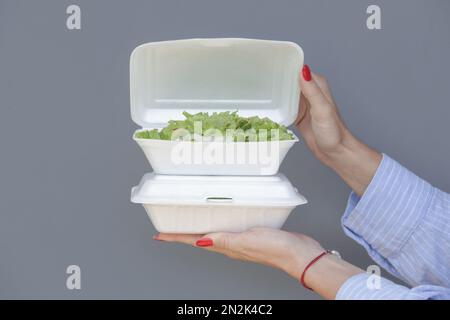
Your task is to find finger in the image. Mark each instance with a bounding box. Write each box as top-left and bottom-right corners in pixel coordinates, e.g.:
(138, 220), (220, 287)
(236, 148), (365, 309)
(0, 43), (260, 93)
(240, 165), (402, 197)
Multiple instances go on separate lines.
(313, 73), (333, 102)
(298, 117), (323, 155)
(156, 232), (238, 254)
(195, 232), (249, 260)
(299, 65), (329, 106)
(295, 93), (309, 126)
(190, 232), (245, 259)
(299, 65), (334, 119)
(313, 74), (343, 118)
(156, 233), (203, 246)
(296, 73), (334, 127)
(197, 232), (236, 250)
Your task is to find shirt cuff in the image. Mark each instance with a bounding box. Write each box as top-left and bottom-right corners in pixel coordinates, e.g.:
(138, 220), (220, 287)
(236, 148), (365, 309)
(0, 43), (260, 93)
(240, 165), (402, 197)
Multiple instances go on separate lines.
(336, 273), (426, 300)
(341, 154), (435, 259)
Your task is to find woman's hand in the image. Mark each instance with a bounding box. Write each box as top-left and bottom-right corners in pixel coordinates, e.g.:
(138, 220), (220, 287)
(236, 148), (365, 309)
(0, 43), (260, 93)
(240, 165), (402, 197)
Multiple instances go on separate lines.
(295, 65), (350, 162)
(156, 228), (323, 279)
(297, 65), (382, 196)
(156, 227), (362, 299)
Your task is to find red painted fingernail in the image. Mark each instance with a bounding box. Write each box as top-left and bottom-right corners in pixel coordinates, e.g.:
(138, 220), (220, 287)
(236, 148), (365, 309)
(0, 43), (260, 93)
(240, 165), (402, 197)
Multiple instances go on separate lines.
(153, 234), (164, 241)
(302, 64), (312, 81)
(196, 238), (213, 247)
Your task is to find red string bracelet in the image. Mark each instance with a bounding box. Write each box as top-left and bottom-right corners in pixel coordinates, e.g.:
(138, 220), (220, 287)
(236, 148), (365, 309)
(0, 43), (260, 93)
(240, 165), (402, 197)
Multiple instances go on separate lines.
(300, 250), (332, 290)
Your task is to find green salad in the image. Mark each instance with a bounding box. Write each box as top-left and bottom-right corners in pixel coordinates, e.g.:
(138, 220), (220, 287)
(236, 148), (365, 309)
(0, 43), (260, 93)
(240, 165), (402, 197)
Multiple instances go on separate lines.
(134, 111), (294, 142)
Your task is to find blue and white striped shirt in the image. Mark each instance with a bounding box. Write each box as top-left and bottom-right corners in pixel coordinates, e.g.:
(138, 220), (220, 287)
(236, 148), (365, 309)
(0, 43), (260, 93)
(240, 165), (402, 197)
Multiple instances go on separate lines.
(336, 154), (450, 300)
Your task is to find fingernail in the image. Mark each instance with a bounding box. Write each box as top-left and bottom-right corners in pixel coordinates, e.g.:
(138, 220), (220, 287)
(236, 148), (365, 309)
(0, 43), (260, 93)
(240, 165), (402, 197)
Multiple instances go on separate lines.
(153, 234), (164, 241)
(302, 64), (312, 81)
(196, 238), (213, 247)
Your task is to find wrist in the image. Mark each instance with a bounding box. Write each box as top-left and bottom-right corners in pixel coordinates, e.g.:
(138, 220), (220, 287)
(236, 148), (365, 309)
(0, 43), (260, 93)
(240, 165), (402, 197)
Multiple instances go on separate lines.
(281, 245), (324, 280)
(303, 254), (363, 299)
(322, 131), (365, 164)
(283, 246), (363, 299)
(322, 133), (382, 196)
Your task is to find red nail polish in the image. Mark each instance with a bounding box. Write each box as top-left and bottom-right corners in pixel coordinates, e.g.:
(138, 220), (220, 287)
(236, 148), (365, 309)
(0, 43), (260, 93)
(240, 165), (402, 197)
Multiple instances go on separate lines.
(302, 64), (312, 81)
(196, 238), (213, 247)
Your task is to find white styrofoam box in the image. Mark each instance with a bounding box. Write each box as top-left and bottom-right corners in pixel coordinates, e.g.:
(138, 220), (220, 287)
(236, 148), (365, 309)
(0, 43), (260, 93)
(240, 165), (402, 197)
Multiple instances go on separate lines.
(142, 205), (295, 234)
(131, 173), (307, 234)
(133, 132), (298, 175)
(130, 38), (304, 175)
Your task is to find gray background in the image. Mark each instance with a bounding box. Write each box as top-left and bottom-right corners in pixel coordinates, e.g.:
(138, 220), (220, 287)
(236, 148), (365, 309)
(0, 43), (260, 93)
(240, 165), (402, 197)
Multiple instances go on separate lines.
(0, 0), (449, 299)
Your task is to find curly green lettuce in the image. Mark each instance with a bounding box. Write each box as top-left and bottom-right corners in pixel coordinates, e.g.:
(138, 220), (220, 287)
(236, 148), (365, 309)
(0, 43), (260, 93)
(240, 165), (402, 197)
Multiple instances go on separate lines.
(134, 111), (294, 141)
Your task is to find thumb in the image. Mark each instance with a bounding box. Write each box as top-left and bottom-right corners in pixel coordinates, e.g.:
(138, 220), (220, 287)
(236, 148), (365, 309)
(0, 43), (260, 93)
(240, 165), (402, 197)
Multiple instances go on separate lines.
(195, 232), (238, 252)
(155, 231), (236, 251)
(299, 64), (334, 119)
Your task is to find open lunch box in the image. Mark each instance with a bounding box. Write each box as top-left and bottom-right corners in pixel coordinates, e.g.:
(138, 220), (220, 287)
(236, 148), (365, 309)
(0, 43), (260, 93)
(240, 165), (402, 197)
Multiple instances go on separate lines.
(130, 38), (308, 234)
(131, 38), (304, 176)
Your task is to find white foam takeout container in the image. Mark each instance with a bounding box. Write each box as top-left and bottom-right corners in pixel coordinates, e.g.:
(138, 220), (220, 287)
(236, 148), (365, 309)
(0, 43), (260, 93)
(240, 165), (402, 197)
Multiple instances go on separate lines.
(131, 173), (307, 234)
(130, 38), (304, 175)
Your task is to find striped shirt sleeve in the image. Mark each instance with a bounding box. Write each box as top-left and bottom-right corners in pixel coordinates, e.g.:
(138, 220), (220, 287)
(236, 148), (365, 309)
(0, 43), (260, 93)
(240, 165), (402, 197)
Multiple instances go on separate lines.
(337, 154), (450, 299)
(336, 273), (450, 300)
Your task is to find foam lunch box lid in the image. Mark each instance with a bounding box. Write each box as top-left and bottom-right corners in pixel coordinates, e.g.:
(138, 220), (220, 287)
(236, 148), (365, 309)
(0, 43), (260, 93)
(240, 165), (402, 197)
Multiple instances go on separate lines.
(130, 38), (304, 128)
(131, 173), (307, 207)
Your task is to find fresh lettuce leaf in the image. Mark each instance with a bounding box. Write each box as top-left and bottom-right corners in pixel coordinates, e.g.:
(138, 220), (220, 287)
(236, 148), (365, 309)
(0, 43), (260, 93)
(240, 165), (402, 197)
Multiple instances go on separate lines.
(134, 111), (294, 141)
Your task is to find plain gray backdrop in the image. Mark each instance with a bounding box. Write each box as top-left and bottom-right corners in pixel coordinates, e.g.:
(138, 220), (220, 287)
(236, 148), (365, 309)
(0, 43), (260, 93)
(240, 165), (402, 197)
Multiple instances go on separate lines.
(0, 0), (449, 299)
